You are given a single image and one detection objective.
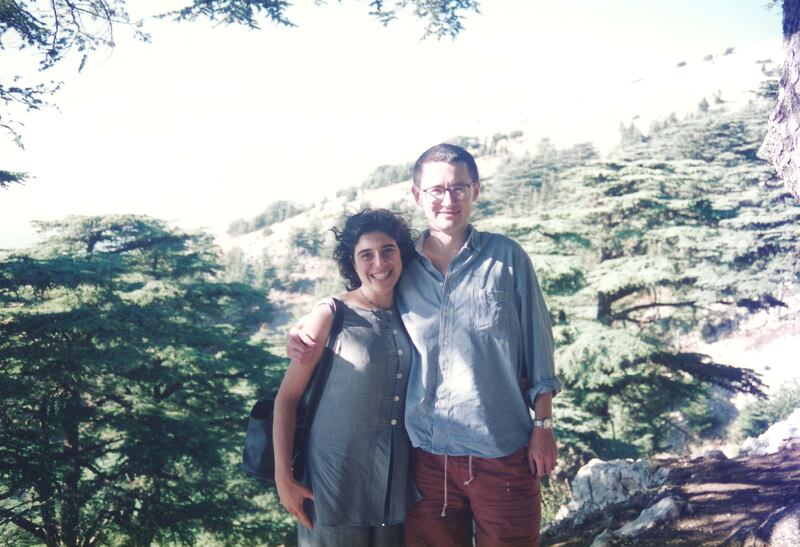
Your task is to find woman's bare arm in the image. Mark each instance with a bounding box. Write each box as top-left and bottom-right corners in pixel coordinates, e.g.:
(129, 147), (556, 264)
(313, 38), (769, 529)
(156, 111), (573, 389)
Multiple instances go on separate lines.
(273, 302), (335, 529)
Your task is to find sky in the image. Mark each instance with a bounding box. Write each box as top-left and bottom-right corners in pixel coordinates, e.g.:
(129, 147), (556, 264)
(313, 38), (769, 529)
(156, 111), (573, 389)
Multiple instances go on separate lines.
(0, 0), (783, 248)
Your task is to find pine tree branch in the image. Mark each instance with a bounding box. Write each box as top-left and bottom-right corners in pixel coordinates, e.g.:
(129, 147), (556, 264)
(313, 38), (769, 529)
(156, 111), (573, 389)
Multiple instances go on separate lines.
(0, 507), (47, 541)
(95, 392), (133, 410)
(597, 285), (642, 322)
(158, 381), (184, 400)
(80, 507), (117, 547)
(659, 414), (693, 438)
(612, 300), (696, 319)
(650, 351), (767, 397)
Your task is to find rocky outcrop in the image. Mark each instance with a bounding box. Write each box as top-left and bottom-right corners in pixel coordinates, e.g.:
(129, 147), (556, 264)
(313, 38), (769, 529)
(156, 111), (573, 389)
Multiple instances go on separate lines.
(739, 408), (800, 456)
(614, 495), (683, 538)
(545, 413), (800, 545)
(589, 496), (685, 546)
(554, 458), (670, 525)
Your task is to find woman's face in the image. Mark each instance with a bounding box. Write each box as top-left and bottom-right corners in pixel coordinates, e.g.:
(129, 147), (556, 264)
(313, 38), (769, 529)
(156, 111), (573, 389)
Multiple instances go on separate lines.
(353, 231), (403, 295)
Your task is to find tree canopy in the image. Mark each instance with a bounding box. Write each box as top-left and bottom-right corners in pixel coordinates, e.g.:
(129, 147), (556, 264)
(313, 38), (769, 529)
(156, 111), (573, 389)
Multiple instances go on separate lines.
(458, 81), (796, 466)
(0, 215), (292, 545)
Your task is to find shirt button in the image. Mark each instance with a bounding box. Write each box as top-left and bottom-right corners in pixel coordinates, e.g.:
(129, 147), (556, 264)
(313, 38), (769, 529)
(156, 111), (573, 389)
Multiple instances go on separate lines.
(393, 395), (400, 401)
(396, 372), (403, 379)
(390, 419), (398, 426)
(397, 349), (404, 355)
(393, 329), (399, 335)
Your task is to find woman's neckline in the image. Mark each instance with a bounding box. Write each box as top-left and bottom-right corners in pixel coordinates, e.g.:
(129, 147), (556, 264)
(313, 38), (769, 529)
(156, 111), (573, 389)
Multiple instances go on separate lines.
(338, 295), (394, 314)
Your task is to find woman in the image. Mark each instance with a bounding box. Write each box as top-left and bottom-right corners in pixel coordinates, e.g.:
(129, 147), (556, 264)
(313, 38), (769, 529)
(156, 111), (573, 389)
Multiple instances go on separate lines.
(273, 209), (417, 547)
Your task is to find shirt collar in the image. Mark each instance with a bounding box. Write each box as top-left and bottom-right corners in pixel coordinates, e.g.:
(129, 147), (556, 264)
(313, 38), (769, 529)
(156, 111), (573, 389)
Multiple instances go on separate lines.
(414, 224), (482, 256)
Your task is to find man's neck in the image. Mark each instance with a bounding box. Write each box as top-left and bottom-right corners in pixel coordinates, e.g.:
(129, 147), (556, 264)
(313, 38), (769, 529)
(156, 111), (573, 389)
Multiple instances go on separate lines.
(423, 227), (470, 274)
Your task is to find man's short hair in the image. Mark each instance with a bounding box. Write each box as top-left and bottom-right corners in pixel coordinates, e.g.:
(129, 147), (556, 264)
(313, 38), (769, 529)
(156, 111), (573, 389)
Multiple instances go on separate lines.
(412, 143), (479, 187)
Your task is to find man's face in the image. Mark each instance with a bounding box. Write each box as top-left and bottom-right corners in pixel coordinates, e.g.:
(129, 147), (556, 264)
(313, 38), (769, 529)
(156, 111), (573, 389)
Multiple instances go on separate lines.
(413, 161), (479, 237)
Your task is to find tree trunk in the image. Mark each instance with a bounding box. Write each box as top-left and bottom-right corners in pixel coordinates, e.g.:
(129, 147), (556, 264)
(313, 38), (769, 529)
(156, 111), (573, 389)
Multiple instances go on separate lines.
(60, 389), (82, 547)
(758, 0), (800, 201)
(36, 400), (60, 547)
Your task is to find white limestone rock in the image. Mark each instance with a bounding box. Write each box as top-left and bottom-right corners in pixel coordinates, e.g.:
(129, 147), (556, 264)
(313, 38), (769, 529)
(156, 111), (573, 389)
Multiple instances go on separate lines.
(739, 407), (800, 457)
(615, 496), (683, 538)
(554, 458), (670, 524)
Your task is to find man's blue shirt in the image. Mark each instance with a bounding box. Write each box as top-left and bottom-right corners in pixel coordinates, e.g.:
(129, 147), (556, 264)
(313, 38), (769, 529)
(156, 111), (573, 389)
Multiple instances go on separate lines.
(396, 226), (561, 458)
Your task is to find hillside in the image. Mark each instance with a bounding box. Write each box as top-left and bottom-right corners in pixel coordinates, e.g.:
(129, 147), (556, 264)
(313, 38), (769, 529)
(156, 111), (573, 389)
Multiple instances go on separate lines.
(210, 65), (800, 545)
(219, 69), (799, 504)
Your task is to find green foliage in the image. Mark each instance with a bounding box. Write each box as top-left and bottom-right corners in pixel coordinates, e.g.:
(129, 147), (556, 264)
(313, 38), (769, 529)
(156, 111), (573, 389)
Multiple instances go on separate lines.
(0, 170), (26, 189)
(228, 200), (308, 236)
(0, 215), (288, 545)
(445, 135), (484, 155)
(289, 221), (326, 256)
(361, 162), (414, 190)
(680, 388), (735, 439)
(476, 79), (797, 465)
(335, 185), (359, 201)
(729, 381), (800, 443)
(221, 247), (258, 286)
(366, 0), (480, 39)
(476, 140), (598, 219)
(619, 122), (645, 146)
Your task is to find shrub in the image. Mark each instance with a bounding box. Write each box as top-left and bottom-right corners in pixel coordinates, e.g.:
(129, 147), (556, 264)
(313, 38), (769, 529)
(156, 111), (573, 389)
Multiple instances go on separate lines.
(728, 382), (800, 443)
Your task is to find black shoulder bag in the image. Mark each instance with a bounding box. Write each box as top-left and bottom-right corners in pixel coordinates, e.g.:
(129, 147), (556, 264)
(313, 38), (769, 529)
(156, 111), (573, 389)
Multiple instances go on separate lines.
(241, 297), (345, 482)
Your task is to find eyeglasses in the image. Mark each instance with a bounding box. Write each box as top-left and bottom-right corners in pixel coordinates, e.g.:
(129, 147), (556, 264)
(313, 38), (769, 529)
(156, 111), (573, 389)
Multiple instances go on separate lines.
(420, 183), (474, 202)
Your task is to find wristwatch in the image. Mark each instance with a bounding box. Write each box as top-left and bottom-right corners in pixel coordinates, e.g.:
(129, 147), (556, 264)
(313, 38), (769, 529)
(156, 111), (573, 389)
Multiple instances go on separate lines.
(532, 417), (554, 429)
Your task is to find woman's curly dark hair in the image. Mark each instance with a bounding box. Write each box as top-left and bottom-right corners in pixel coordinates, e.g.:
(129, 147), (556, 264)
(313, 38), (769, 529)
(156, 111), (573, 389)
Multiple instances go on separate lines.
(331, 209), (417, 290)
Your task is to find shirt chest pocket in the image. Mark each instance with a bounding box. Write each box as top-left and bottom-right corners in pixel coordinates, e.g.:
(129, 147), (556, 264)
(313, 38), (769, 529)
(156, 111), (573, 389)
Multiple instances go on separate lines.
(472, 289), (512, 332)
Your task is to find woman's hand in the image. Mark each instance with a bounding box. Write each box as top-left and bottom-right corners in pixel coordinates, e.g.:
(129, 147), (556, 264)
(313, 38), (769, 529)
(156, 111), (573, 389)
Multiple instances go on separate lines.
(276, 475), (315, 529)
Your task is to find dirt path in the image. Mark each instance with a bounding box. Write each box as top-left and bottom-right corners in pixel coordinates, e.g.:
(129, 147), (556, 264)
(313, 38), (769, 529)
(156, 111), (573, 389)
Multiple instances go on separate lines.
(543, 445), (800, 546)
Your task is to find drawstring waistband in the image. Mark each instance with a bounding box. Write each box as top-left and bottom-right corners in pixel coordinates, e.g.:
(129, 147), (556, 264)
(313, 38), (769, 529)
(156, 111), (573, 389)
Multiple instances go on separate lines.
(441, 454), (476, 518)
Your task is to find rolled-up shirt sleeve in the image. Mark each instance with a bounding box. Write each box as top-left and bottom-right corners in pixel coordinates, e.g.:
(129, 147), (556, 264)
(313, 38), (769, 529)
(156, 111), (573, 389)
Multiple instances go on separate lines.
(514, 246), (561, 406)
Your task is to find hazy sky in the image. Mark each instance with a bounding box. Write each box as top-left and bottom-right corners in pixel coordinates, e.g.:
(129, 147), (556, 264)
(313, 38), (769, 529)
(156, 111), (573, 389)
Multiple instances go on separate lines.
(0, 0), (782, 248)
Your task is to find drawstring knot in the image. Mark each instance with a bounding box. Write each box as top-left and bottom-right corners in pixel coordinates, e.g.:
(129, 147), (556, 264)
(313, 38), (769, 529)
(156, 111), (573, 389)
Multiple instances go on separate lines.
(441, 454), (476, 518)
(463, 455), (475, 485)
(441, 455), (448, 517)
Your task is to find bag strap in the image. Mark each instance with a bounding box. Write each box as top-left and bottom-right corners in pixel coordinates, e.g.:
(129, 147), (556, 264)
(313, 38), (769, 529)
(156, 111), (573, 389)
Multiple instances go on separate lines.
(296, 297), (346, 433)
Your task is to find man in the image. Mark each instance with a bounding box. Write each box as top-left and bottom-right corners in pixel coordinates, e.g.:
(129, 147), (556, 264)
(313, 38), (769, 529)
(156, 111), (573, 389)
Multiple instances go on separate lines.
(288, 143), (560, 546)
